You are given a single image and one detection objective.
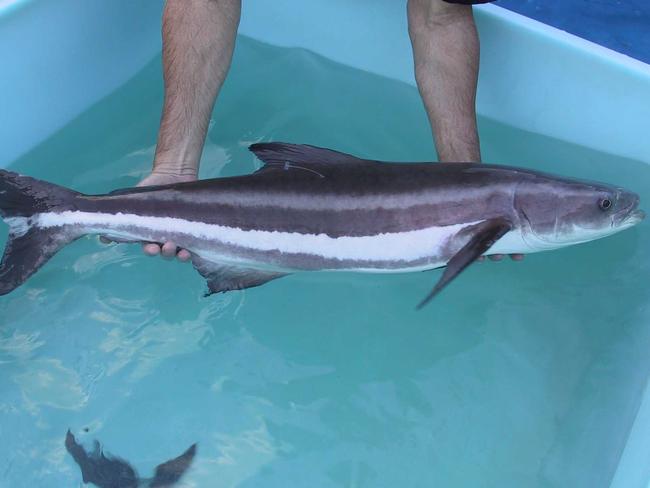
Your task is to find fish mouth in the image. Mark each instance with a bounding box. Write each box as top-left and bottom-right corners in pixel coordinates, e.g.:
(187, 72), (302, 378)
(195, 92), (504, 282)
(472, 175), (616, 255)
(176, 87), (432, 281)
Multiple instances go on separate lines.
(614, 191), (643, 228)
(623, 209), (645, 226)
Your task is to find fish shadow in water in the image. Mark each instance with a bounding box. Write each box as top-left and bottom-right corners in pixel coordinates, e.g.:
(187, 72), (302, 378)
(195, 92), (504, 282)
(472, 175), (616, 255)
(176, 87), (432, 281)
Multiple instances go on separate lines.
(65, 430), (196, 488)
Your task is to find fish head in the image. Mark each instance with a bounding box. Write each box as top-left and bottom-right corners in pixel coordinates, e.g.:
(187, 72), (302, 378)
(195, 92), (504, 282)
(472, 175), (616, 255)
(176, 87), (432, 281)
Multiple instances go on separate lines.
(517, 177), (644, 250)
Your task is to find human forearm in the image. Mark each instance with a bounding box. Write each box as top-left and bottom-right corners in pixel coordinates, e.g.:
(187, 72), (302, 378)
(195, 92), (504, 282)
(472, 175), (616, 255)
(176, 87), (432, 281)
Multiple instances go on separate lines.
(153, 0), (241, 177)
(407, 0), (481, 162)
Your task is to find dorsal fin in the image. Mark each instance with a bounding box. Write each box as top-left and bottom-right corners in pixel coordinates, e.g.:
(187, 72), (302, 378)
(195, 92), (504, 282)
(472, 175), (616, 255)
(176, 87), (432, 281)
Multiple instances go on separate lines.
(249, 142), (372, 168)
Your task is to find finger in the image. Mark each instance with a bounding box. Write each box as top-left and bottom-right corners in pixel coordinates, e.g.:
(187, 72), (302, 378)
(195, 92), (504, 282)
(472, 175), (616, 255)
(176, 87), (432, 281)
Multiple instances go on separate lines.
(488, 254), (504, 261)
(143, 243), (161, 256)
(99, 236), (112, 244)
(177, 249), (191, 262)
(161, 241), (178, 259)
(510, 253), (525, 261)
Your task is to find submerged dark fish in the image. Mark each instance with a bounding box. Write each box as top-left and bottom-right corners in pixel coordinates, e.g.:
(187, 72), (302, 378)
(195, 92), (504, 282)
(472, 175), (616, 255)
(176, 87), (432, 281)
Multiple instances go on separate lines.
(0, 143), (644, 307)
(65, 430), (196, 488)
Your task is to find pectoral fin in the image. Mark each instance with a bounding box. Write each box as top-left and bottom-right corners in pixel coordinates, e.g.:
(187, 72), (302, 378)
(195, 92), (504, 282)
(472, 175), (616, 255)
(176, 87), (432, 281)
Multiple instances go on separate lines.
(417, 218), (512, 309)
(192, 255), (288, 296)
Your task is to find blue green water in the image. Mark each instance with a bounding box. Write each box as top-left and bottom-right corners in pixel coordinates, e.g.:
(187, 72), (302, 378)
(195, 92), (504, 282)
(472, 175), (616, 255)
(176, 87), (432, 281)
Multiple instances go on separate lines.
(1, 37), (649, 488)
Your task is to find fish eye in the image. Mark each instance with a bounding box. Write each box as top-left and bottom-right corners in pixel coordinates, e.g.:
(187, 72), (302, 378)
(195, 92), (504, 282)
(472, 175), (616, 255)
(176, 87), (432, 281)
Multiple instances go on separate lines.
(599, 198), (612, 211)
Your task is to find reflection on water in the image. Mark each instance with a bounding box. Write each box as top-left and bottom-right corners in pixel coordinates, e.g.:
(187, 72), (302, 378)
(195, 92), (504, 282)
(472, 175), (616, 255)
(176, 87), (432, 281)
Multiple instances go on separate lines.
(0, 36), (649, 487)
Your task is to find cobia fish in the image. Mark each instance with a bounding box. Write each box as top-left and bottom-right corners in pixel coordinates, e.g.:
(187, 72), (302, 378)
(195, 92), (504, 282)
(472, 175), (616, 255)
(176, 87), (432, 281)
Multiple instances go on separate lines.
(0, 143), (644, 307)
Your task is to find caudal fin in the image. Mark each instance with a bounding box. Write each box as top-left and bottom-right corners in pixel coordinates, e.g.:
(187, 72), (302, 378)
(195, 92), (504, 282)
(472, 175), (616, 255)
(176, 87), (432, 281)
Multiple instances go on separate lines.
(0, 170), (81, 296)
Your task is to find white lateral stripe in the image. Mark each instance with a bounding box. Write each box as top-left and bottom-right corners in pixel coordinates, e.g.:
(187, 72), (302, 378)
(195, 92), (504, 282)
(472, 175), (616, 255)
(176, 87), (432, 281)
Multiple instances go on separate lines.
(35, 211), (483, 262)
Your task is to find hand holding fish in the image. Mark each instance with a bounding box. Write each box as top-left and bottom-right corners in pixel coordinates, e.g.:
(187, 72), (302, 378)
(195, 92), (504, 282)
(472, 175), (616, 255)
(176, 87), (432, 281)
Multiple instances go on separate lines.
(99, 170), (195, 262)
(480, 253), (525, 262)
(137, 170), (195, 262)
(140, 0), (525, 267)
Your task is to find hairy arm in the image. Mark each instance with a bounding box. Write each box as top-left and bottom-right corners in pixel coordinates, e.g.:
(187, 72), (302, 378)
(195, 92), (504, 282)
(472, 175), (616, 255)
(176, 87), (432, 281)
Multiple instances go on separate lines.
(407, 0), (481, 163)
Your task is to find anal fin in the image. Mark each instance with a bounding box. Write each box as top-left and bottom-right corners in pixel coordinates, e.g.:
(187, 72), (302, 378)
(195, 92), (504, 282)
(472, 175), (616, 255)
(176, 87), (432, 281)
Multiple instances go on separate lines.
(417, 217), (512, 309)
(192, 255), (288, 296)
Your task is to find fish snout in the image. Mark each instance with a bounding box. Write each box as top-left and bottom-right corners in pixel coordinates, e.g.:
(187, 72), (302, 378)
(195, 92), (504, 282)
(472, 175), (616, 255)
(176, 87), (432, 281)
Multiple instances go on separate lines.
(626, 209), (645, 226)
(615, 190), (644, 226)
